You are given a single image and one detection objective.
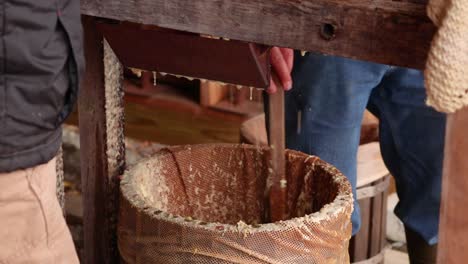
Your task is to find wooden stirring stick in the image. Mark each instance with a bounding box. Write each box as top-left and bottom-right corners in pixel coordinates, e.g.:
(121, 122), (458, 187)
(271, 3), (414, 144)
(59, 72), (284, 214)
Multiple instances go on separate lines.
(268, 74), (287, 222)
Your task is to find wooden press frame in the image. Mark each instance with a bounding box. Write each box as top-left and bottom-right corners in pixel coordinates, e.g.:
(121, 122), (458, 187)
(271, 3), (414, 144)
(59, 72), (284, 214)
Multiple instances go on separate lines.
(79, 1), (466, 263)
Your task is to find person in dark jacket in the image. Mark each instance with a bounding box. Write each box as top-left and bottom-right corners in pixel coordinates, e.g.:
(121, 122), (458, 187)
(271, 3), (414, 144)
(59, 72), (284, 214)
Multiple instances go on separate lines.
(0, 1), (84, 262)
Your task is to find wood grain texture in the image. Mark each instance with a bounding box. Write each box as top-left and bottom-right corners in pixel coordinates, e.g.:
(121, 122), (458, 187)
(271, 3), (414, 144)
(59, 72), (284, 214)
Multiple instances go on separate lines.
(79, 16), (124, 264)
(370, 179), (383, 257)
(381, 186), (388, 252)
(351, 198), (371, 261)
(437, 108), (468, 264)
(81, 0), (434, 69)
(268, 85), (287, 222)
(98, 23), (271, 88)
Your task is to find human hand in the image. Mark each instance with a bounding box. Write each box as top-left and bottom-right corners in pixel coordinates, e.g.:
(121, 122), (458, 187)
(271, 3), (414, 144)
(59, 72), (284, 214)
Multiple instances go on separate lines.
(267, 47), (294, 94)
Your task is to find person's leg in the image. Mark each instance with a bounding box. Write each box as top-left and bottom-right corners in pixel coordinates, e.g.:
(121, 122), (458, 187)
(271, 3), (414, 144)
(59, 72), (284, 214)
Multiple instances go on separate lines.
(0, 158), (79, 263)
(367, 67), (446, 263)
(275, 52), (388, 234)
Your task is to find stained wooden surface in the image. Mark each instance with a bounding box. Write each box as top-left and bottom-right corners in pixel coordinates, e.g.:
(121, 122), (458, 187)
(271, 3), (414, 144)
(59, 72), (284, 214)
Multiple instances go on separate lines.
(381, 187), (388, 252)
(437, 107), (468, 264)
(352, 198), (371, 261)
(268, 85), (287, 222)
(99, 22), (271, 88)
(370, 178), (384, 256)
(79, 16), (124, 264)
(81, 0), (434, 69)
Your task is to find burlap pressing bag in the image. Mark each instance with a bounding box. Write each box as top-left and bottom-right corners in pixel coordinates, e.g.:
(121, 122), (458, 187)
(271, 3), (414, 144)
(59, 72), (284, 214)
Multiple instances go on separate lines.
(119, 144), (353, 263)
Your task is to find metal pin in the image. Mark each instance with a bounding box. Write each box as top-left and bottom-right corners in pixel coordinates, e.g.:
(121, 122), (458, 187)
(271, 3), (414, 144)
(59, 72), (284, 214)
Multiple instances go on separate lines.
(153, 71), (157, 86)
(249, 87), (253, 101)
(297, 110), (302, 134)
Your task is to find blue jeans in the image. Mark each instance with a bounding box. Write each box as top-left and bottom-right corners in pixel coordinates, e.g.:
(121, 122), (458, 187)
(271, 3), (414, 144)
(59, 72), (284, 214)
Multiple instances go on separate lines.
(268, 52), (446, 245)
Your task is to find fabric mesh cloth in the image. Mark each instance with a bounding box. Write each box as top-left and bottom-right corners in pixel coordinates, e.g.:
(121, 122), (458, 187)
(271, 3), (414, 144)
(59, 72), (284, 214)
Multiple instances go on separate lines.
(119, 144), (353, 263)
(425, 0), (468, 113)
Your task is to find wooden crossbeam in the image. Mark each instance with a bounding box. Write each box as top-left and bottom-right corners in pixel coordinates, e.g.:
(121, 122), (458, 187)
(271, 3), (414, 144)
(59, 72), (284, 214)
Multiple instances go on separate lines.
(81, 0), (434, 69)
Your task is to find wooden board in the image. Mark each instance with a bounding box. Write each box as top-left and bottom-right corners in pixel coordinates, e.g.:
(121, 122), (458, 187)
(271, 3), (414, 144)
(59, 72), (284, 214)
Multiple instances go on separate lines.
(79, 17), (126, 264)
(351, 198), (371, 261)
(437, 107), (468, 264)
(98, 22), (271, 88)
(357, 142), (389, 188)
(81, 0), (434, 69)
(370, 179), (384, 256)
(200, 81), (229, 107)
(79, 17), (114, 264)
(267, 87), (287, 222)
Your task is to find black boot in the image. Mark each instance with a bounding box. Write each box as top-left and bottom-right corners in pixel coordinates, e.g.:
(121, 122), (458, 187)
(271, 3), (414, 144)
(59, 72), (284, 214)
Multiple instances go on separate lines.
(405, 226), (438, 264)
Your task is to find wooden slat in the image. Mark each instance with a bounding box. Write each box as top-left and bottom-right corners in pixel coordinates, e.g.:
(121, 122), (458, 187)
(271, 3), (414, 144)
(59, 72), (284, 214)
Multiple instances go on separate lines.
(79, 16), (125, 264)
(370, 179), (383, 256)
(437, 108), (468, 264)
(81, 0), (434, 69)
(98, 23), (271, 88)
(352, 198), (372, 261)
(381, 183), (388, 251)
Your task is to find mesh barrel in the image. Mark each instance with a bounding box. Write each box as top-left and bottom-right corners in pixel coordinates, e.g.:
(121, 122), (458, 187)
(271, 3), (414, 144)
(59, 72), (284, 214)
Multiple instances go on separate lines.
(119, 144), (353, 263)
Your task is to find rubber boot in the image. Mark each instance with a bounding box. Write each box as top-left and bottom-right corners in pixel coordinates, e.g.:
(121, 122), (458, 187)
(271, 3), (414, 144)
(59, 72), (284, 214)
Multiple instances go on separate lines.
(405, 226), (438, 264)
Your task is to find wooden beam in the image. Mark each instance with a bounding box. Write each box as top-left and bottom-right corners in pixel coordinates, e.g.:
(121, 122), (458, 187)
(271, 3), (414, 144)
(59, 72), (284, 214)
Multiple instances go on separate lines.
(79, 16), (125, 264)
(437, 107), (468, 264)
(81, 0), (435, 69)
(98, 22), (271, 88)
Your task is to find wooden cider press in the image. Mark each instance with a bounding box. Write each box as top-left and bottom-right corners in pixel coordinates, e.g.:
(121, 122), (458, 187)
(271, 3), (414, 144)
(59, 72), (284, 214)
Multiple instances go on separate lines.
(98, 20), (289, 222)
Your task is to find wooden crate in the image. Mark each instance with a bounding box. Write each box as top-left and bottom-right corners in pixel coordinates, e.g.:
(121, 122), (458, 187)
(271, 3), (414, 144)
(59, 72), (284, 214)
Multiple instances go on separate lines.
(349, 143), (391, 264)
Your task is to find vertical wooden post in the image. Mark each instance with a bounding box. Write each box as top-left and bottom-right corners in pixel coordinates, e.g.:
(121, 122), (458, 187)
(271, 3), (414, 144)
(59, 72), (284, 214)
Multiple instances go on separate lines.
(79, 16), (125, 264)
(437, 108), (468, 264)
(199, 81), (229, 107)
(268, 82), (287, 222)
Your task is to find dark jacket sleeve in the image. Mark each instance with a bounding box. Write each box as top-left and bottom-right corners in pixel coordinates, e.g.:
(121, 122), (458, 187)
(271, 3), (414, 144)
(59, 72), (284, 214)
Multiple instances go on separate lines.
(0, 0), (84, 172)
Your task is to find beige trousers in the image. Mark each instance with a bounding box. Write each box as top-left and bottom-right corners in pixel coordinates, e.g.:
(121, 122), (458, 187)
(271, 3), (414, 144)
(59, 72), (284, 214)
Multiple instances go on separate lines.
(0, 158), (79, 264)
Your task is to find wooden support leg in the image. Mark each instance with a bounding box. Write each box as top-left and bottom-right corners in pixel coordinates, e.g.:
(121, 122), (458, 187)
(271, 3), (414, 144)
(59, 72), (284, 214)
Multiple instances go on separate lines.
(437, 108), (468, 264)
(79, 16), (126, 264)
